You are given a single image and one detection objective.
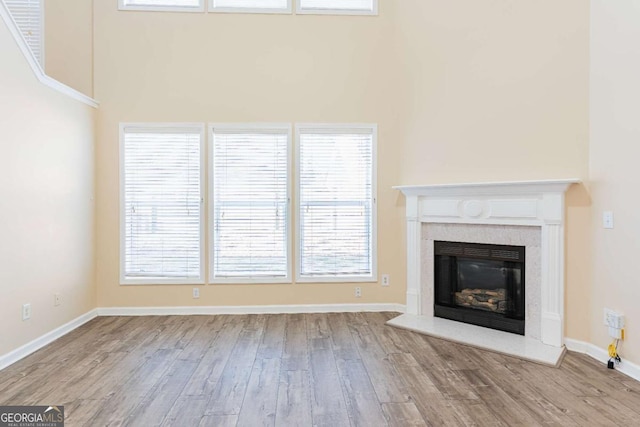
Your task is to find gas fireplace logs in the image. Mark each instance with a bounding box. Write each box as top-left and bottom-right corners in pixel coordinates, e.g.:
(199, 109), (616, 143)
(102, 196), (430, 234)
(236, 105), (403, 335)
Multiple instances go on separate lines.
(455, 288), (507, 313)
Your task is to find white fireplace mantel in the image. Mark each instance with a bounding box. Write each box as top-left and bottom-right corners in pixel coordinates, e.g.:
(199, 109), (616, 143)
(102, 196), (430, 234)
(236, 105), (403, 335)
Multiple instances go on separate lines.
(389, 179), (579, 366)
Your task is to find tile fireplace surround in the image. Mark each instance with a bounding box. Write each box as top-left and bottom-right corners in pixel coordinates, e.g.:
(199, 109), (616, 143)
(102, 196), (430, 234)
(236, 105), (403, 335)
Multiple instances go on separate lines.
(388, 179), (579, 366)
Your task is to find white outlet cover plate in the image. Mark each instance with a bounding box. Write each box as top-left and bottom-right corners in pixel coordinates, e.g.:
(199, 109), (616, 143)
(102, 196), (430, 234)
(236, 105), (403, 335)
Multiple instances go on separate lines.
(603, 211), (614, 229)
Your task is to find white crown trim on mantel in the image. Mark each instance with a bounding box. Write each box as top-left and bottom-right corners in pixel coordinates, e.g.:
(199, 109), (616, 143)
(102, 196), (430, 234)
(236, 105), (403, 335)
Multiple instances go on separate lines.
(391, 179), (580, 365)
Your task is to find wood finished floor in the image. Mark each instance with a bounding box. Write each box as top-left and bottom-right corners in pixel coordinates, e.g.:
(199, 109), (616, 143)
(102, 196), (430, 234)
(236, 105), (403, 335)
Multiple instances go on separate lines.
(1, 313), (640, 426)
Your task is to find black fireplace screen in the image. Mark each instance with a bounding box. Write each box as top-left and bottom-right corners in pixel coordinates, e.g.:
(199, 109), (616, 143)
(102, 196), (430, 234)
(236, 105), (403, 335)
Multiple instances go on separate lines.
(434, 241), (525, 335)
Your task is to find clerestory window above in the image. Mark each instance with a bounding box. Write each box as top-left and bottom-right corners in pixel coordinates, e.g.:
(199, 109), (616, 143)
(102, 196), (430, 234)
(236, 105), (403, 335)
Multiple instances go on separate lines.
(296, 0), (377, 15)
(210, 0), (291, 14)
(118, 0), (205, 12)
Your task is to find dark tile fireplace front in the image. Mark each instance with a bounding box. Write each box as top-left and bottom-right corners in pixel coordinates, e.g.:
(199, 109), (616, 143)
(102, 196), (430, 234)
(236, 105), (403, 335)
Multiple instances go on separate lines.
(434, 241), (525, 335)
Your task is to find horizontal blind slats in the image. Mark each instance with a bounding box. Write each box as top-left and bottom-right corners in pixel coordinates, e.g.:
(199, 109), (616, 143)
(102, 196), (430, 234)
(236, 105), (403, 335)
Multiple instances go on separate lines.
(123, 130), (202, 280)
(299, 130), (373, 277)
(212, 130), (289, 279)
(4, 0), (41, 63)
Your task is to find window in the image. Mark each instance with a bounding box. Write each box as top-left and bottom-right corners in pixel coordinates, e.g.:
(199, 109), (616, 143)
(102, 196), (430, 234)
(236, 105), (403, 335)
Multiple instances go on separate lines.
(296, 124), (377, 282)
(120, 124), (205, 284)
(210, 125), (291, 282)
(296, 0), (377, 15)
(210, 0), (291, 14)
(4, 0), (43, 65)
(118, 0), (205, 12)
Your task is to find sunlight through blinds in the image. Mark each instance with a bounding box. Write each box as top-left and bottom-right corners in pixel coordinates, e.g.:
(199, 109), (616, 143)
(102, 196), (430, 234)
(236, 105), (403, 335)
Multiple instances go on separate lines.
(212, 127), (289, 279)
(298, 127), (374, 278)
(123, 127), (203, 281)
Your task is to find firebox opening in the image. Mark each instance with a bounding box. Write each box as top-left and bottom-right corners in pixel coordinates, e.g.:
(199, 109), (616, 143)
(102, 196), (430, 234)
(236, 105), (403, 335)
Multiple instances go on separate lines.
(434, 241), (525, 335)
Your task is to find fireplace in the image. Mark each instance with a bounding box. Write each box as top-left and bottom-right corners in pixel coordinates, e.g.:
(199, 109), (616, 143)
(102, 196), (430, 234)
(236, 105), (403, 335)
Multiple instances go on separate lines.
(389, 179), (578, 366)
(434, 241), (525, 335)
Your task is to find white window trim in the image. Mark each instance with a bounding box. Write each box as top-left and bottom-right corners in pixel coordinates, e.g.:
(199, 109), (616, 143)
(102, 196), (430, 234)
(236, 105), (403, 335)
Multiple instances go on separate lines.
(209, 123), (293, 284)
(295, 0), (378, 16)
(118, 0), (206, 13)
(209, 0), (292, 14)
(294, 123), (378, 284)
(119, 123), (207, 286)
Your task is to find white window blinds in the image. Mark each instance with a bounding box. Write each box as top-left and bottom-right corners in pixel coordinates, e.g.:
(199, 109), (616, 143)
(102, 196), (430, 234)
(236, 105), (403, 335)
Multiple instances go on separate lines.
(297, 0), (376, 14)
(297, 126), (376, 280)
(211, 126), (290, 281)
(211, 0), (289, 12)
(4, 0), (42, 65)
(121, 125), (204, 283)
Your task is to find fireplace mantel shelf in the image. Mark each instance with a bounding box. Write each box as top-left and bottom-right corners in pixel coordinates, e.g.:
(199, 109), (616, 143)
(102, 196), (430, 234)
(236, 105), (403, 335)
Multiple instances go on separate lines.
(390, 178), (580, 366)
(394, 179), (580, 197)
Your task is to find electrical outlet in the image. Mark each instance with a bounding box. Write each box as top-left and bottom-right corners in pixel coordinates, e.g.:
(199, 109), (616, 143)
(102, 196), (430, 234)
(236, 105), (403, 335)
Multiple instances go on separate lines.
(604, 308), (614, 326)
(603, 211), (614, 229)
(193, 288), (200, 299)
(604, 308), (624, 329)
(382, 274), (390, 287)
(54, 294), (62, 307)
(355, 287), (362, 298)
(22, 303), (31, 321)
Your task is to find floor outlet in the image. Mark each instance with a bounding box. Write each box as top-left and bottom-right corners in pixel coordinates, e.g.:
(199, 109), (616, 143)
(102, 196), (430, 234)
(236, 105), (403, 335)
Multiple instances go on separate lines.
(22, 303), (31, 321)
(382, 274), (390, 287)
(193, 288), (200, 299)
(355, 287), (362, 298)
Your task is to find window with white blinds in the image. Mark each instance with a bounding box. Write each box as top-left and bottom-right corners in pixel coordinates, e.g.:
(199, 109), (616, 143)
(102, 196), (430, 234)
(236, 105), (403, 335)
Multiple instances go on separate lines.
(211, 125), (290, 282)
(121, 125), (204, 284)
(296, 125), (376, 281)
(210, 0), (291, 13)
(4, 0), (43, 65)
(296, 0), (377, 15)
(119, 0), (204, 12)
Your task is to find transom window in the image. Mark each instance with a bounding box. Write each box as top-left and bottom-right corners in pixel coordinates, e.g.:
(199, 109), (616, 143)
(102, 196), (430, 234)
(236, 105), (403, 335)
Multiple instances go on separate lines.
(118, 0), (205, 12)
(210, 0), (291, 14)
(296, 0), (377, 15)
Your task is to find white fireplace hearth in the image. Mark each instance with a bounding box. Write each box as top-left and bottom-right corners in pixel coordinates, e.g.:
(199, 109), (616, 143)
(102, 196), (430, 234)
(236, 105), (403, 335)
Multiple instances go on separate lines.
(388, 179), (579, 366)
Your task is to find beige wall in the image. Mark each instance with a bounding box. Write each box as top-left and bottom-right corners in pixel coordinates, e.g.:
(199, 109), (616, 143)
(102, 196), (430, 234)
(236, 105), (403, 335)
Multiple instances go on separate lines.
(45, 0), (93, 96)
(590, 0), (640, 364)
(93, 0), (591, 337)
(0, 17), (96, 356)
(392, 0), (591, 341)
(93, 0), (405, 307)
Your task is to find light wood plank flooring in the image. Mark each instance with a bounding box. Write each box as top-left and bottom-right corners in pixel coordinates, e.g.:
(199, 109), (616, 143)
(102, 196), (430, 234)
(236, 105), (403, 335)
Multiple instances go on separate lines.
(1, 313), (640, 426)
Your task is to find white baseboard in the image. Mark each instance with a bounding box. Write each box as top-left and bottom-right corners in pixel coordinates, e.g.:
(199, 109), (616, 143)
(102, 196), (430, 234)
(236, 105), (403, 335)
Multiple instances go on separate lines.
(97, 303), (406, 317)
(565, 338), (640, 382)
(0, 309), (99, 371)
